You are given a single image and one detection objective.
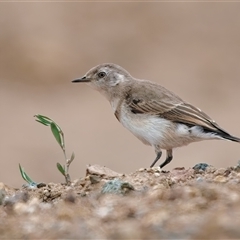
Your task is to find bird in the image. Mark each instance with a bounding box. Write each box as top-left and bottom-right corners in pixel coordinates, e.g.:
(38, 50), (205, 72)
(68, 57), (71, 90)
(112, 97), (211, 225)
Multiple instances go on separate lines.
(72, 63), (240, 169)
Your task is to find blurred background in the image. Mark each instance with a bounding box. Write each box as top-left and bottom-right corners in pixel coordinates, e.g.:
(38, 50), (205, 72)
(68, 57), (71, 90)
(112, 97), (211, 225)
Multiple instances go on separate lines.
(1, 3), (240, 187)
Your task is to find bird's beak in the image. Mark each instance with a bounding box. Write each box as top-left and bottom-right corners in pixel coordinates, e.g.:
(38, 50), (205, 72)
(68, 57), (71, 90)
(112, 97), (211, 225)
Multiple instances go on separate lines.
(72, 76), (90, 83)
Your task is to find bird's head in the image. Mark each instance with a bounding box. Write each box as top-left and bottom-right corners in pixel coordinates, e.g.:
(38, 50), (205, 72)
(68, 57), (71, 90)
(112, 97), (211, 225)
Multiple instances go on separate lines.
(72, 63), (131, 94)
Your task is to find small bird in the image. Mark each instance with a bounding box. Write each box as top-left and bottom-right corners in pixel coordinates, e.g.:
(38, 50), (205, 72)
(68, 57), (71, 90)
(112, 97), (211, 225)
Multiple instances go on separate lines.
(72, 63), (240, 169)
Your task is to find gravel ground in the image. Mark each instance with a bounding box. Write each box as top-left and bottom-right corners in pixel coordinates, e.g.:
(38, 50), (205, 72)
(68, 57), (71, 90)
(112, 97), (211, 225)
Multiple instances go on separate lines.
(1, 163), (240, 239)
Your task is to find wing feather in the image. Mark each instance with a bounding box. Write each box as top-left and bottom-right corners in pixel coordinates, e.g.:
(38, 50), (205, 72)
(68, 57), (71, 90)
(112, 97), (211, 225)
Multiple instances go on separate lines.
(126, 85), (224, 133)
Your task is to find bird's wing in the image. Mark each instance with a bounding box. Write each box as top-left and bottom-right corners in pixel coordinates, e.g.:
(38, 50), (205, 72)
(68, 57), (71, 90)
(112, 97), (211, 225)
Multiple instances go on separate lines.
(126, 85), (225, 133)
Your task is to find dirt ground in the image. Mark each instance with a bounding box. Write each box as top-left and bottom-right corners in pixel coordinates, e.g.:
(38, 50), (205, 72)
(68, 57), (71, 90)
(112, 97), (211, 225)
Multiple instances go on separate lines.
(1, 163), (240, 239)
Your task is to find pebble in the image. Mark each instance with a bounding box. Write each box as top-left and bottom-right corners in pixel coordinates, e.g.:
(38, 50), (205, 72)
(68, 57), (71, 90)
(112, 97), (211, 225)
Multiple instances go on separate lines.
(193, 163), (209, 171)
(214, 168), (226, 176)
(214, 175), (227, 183)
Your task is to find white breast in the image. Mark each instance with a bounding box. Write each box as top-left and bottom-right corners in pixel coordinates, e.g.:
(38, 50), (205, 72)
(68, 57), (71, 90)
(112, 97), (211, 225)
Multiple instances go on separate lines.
(119, 107), (173, 147)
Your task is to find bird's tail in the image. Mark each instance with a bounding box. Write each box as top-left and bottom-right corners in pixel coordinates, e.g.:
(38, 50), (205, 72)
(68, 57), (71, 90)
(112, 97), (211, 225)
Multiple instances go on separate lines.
(209, 122), (240, 143)
(222, 134), (240, 143)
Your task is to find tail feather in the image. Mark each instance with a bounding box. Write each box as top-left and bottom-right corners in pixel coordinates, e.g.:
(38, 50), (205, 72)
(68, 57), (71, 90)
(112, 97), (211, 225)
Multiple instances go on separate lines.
(221, 133), (240, 143)
(202, 124), (240, 143)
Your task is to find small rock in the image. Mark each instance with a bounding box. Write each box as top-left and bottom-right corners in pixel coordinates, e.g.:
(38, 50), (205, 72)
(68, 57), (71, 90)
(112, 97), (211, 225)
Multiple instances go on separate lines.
(173, 167), (185, 170)
(193, 163), (209, 171)
(205, 166), (216, 173)
(22, 183), (38, 189)
(0, 190), (6, 205)
(0, 183), (6, 205)
(89, 175), (101, 184)
(234, 164), (240, 172)
(72, 178), (85, 187)
(229, 171), (237, 178)
(223, 169), (231, 177)
(214, 175), (227, 183)
(64, 193), (76, 203)
(37, 182), (46, 188)
(196, 177), (204, 182)
(236, 173), (240, 178)
(146, 168), (153, 173)
(214, 168), (226, 176)
(153, 167), (161, 173)
(86, 164), (122, 178)
(101, 178), (134, 195)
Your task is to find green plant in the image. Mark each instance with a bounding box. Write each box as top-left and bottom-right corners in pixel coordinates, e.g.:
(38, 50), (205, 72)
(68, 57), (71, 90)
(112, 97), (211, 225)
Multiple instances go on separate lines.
(19, 164), (37, 187)
(33, 114), (75, 185)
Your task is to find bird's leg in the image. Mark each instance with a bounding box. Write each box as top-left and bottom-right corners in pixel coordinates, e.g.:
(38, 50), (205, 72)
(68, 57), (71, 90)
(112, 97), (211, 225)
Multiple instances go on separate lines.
(150, 150), (162, 168)
(160, 149), (173, 169)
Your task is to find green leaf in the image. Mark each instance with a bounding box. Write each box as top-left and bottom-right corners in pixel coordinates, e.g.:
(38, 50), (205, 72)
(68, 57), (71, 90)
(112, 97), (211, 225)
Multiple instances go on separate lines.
(35, 119), (49, 126)
(57, 163), (65, 176)
(35, 114), (52, 121)
(19, 164), (36, 185)
(67, 152), (75, 165)
(19, 164), (26, 181)
(35, 115), (64, 135)
(35, 115), (54, 126)
(70, 152), (75, 162)
(51, 122), (63, 148)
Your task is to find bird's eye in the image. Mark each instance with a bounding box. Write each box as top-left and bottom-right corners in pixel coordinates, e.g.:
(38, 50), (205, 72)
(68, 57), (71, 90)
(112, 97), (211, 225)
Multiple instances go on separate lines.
(97, 72), (106, 78)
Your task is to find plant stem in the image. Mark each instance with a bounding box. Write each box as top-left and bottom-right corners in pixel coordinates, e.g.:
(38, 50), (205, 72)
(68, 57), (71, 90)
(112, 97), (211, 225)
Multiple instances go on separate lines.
(65, 162), (71, 185)
(62, 149), (71, 185)
(60, 130), (71, 185)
